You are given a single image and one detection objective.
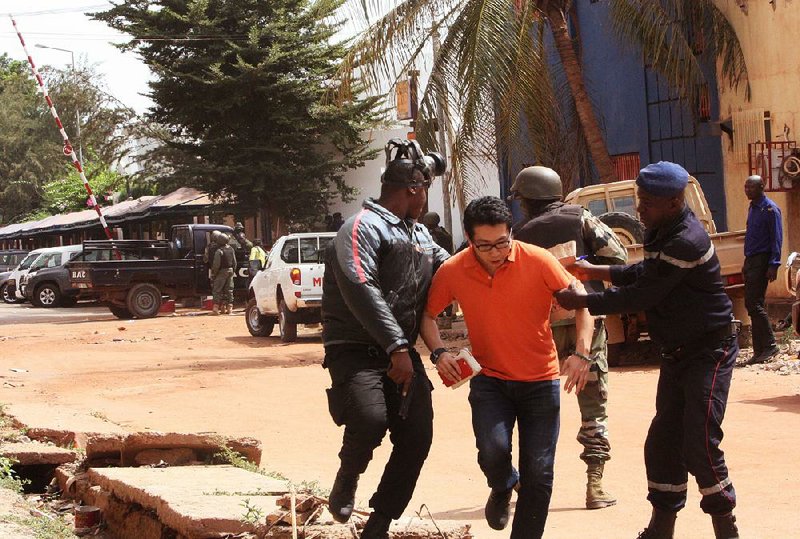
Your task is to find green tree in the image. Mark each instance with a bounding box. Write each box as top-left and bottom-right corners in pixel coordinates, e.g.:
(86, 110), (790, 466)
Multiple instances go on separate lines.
(0, 53), (138, 223)
(41, 158), (125, 215)
(95, 0), (382, 231)
(336, 0), (750, 194)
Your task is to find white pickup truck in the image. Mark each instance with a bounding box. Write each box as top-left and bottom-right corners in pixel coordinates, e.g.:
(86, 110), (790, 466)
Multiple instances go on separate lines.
(245, 232), (335, 342)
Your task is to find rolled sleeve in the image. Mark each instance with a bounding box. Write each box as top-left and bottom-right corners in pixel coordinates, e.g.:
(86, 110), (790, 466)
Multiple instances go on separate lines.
(541, 251), (573, 292)
(426, 265), (454, 318)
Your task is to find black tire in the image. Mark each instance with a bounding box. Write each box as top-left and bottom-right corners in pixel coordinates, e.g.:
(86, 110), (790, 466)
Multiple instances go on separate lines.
(278, 298), (298, 342)
(126, 283), (162, 319)
(598, 212), (645, 246)
(1, 283), (21, 304)
(245, 298), (275, 337)
(33, 283), (61, 308)
(109, 304), (134, 319)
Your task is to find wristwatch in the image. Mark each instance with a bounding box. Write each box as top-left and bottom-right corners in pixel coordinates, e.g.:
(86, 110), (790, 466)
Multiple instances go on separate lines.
(430, 347), (448, 365)
(573, 351), (595, 364)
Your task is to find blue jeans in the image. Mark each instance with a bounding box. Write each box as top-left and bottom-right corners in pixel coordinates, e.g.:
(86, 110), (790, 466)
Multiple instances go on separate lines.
(469, 375), (560, 539)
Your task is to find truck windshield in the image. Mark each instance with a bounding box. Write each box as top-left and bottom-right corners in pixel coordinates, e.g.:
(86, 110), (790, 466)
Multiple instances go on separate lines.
(587, 199), (608, 216)
(18, 252), (43, 271)
(30, 253), (62, 270)
(611, 196), (637, 217)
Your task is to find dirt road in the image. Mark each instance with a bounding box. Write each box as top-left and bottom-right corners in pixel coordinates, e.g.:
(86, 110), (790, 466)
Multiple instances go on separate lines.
(1, 306), (799, 538)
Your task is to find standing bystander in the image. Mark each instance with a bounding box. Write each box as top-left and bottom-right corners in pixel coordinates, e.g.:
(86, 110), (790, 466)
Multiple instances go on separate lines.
(743, 175), (782, 365)
(248, 238), (267, 284)
(211, 232), (236, 315)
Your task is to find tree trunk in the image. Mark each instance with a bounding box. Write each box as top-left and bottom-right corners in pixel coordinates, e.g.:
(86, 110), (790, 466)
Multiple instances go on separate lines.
(547, 6), (618, 183)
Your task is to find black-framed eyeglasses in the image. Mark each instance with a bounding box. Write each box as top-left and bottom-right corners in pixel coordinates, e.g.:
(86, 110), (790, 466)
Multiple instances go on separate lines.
(473, 234), (513, 253)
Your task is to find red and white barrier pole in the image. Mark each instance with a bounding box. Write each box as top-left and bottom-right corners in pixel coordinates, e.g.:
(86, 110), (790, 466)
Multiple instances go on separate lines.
(10, 15), (114, 241)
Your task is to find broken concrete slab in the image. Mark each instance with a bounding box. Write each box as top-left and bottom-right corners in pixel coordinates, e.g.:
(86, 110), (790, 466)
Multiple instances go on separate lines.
(84, 432), (261, 466)
(4, 403), (125, 438)
(0, 442), (77, 466)
(87, 465), (289, 538)
(134, 447), (196, 467)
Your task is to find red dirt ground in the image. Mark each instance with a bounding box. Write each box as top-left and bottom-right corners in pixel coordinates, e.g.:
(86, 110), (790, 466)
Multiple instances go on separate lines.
(1, 310), (799, 538)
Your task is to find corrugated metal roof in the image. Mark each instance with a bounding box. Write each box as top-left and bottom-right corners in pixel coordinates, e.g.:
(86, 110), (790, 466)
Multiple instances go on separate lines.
(0, 189), (216, 239)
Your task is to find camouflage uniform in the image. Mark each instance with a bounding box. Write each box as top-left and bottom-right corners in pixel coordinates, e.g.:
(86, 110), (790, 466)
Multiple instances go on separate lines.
(211, 245), (236, 306)
(551, 209), (627, 464)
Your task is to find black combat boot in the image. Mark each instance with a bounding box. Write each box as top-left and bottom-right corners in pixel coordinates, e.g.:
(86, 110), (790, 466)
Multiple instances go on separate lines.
(636, 508), (677, 539)
(328, 470), (358, 523)
(711, 512), (740, 539)
(485, 486), (513, 530)
(361, 510), (391, 539)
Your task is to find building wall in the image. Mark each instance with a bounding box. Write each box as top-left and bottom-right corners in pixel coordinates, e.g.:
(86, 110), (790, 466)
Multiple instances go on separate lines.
(575, 1), (730, 230)
(714, 0), (800, 296)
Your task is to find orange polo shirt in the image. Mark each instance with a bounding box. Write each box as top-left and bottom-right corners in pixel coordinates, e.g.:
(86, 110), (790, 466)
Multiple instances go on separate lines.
(426, 241), (572, 382)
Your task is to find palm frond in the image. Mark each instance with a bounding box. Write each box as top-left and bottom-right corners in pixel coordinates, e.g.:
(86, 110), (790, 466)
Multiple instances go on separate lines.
(692, 0), (750, 99)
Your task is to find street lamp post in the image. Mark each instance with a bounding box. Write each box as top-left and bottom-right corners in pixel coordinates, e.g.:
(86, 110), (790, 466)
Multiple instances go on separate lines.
(34, 44), (83, 166)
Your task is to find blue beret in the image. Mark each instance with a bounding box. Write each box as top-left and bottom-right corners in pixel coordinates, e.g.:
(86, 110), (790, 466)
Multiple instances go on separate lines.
(635, 161), (689, 197)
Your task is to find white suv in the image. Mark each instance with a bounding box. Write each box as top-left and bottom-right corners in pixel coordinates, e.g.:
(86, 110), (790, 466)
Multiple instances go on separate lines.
(245, 232), (335, 342)
(4, 249), (46, 303)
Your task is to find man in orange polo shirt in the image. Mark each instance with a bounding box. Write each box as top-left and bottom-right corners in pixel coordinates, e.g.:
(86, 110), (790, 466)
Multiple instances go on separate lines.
(421, 196), (593, 539)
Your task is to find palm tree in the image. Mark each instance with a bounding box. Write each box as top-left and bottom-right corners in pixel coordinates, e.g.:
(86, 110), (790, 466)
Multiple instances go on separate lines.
(333, 0), (750, 196)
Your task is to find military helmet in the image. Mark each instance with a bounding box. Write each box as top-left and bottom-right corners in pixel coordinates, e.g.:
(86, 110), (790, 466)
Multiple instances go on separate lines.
(213, 231), (230, 246)
(511, 166), (563, 200)
(234, 222), (245, 231)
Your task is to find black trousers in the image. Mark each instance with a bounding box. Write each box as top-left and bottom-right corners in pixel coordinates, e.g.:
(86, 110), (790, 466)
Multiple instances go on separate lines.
(325, 344), (433, 519)
(645, 334), (738, 516)
(743, 253), (776, 355)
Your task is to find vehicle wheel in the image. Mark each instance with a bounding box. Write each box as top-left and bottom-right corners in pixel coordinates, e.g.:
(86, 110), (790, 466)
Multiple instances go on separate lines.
(246, 298), (275, 337)
(278, 299), (298, 342)
(34, 283), (61, 308)
(598, 212), (645, 246)
(126, 283), (162, 319)
(109, 304), (134, 319)
(1, 284), (21, 304)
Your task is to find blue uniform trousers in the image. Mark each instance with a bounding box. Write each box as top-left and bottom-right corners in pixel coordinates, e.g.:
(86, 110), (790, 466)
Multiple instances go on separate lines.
(645, 334), (738, 516)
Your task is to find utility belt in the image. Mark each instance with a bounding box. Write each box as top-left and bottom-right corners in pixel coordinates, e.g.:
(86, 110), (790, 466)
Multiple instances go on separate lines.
(323, 342), (420, 368)
(662, 319), (741, 361)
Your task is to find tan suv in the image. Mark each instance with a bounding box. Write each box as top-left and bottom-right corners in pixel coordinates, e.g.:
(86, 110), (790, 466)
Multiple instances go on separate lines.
(564, 177), (716, 245)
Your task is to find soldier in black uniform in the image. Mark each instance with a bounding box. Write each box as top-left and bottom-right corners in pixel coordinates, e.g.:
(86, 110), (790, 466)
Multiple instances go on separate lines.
(556, 162), (740, 539)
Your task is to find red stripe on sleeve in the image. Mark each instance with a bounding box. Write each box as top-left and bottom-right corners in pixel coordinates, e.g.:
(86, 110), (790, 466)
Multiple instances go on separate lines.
(351, 210), (368, 284)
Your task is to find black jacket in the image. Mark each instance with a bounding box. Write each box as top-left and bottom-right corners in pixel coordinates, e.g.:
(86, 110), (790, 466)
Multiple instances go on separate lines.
(586, 205), (732, 350)
(322, 199), (450, 354)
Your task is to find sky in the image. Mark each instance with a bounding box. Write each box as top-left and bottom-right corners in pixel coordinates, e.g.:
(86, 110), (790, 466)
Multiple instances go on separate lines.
(2, 1), (154, 114)
(1, 1), (434, 118)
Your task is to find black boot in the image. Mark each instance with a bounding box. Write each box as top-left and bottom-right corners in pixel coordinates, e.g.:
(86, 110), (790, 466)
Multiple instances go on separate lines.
(328, 470), (358, 523)
(712, 512), (740, 539)
(361, 510), (391, 539)
(485, 487), (513, 530)
(636, 508), (677, 539)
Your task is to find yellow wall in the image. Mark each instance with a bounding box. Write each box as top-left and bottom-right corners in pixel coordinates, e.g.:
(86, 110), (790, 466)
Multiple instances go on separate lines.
(715, 0), (800, 297)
